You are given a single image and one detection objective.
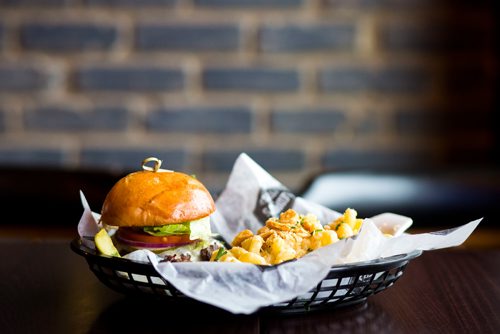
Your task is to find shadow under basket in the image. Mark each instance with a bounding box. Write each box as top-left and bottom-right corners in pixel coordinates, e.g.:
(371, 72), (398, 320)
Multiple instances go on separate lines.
(71, 238), (421, 314)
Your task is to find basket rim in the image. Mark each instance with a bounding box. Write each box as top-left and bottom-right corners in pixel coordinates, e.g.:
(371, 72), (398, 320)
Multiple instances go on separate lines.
(70, 237), (422, 272)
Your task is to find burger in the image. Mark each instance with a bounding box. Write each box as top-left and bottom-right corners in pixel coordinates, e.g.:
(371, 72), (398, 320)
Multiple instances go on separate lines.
(99, 157), (221, 262)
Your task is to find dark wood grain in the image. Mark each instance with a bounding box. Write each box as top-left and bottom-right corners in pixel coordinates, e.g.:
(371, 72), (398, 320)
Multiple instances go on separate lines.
(368, 249), (500, 334)
(0, 239), (498, 333)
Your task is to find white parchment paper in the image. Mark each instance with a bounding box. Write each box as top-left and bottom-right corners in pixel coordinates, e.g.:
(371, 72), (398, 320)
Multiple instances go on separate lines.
(78, 153), (481, 314)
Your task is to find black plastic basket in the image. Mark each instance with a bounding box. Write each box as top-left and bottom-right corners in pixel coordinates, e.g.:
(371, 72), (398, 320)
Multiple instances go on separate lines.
(71, 238), (421, 314)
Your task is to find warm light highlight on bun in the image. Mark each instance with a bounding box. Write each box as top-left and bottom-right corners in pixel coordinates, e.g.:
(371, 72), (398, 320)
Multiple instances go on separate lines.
(100, 170), (215, 227)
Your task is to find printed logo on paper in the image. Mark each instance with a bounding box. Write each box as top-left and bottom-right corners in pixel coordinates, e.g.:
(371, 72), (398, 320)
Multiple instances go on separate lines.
(254, 187), (295, 223)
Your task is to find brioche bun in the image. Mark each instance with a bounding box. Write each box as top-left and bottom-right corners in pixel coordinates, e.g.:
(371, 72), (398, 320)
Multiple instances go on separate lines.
(100, 170), (215, 227)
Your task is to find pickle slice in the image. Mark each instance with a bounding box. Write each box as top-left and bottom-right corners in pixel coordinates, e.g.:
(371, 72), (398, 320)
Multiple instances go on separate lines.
(95, 228), (121, 257)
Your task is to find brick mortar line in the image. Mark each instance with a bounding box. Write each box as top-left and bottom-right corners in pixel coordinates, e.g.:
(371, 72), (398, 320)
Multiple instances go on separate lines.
(21, 52), (485, 66)
(2, 52), (462, 76)
(0, 9), (135, 24)
(0, 132), (81, 150)
(183, 56), (203, 103)
(251, 97), (271, 145)
(0, 100), (23, 134)
(190, 54), (445, 67)
(0, 10), (309, 22)
(355, 13), (378, 57)
(240, 16), (259, 63)
(108, 13), (135, 62)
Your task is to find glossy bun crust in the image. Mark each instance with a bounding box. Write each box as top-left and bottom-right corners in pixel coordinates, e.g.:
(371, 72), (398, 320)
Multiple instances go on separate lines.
(100, 171), (215, 227)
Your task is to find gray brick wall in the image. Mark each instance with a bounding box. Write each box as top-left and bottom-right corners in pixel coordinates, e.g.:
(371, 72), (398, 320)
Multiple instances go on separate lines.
(75, 67), (184, 91)
(81, 148), (187, 171)
(1, 0), (73, 5)
(0, 109), (4, 132)
(203, 68), (300, 91)
(319, 66), (430, 93)
(0, 64), (53, 91)
(21, 23), (118, 51)
(260, 24), (356, 52)
(272, 109), (346, 132)
(86, 0), (177, 6)
(147, 106), (253, 133)
(0, 23), (4, 50)
(24, 106), (130, 131)
(0, 148), (68, 167)
(194, 0), (303, 7)
(137, 24), (241, 51)
(0, 0), (496, 192)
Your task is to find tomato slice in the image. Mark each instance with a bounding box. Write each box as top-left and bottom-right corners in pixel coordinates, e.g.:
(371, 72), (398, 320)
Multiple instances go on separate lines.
(117, 228), (194, 246)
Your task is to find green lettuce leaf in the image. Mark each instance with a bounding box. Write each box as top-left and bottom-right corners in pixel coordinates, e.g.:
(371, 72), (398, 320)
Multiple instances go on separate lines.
(144, 223), (190, 236)
(143, 216), (212, 240)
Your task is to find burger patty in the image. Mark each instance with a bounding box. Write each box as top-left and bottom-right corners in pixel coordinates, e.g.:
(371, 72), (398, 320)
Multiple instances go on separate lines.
(161, 253), (192, 262)
(159, 243), (221, 263)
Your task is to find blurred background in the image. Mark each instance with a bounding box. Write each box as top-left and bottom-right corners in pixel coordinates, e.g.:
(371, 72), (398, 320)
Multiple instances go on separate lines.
(0, 0), (498, 238)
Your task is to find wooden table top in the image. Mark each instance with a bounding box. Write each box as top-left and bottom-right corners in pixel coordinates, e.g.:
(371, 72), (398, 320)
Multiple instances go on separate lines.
(1, 237), (499, 333)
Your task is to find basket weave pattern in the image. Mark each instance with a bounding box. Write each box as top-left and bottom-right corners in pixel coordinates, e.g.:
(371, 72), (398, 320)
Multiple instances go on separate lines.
(71, 239), (421, 313)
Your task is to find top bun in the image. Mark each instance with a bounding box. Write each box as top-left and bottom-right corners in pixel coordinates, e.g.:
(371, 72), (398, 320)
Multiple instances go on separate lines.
(100, 170), (215, 227)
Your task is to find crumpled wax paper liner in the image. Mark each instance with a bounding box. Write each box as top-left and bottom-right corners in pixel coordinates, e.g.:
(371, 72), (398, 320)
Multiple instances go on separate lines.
(78, 153), (481, 314)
